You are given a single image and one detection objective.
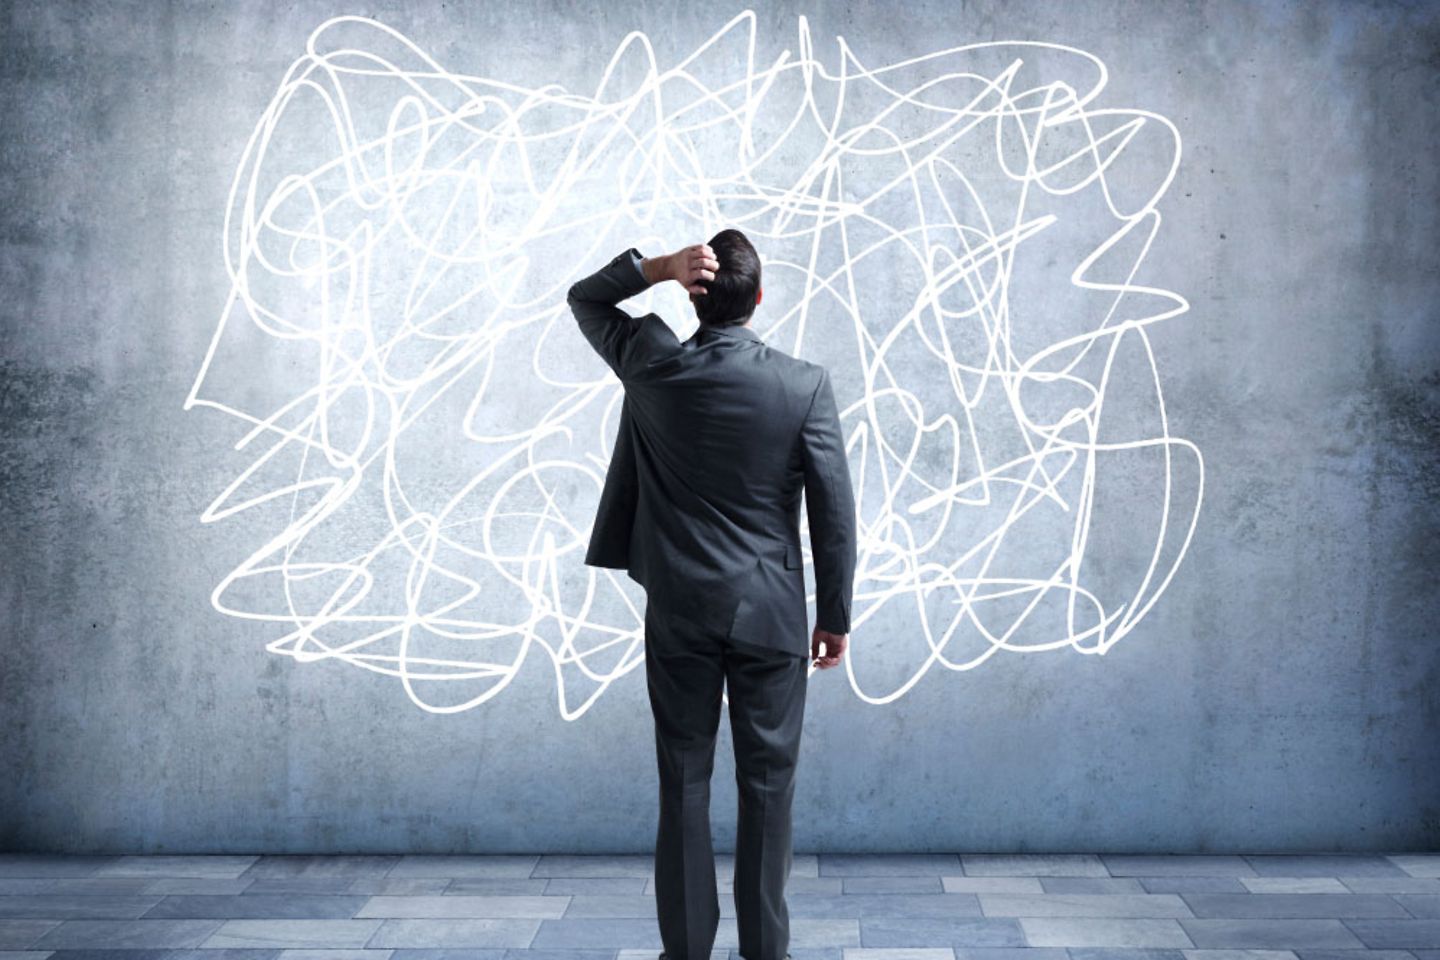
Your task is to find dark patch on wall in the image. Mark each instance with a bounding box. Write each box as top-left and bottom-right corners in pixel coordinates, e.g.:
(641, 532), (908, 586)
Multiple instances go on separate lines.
(1364, 364), (1440, 501)
(0, 359), (97, 439)
(0, 360), (98, 549)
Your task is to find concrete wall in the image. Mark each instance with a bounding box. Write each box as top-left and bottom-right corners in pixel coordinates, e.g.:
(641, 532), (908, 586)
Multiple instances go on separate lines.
(2, 0), (1436, 853)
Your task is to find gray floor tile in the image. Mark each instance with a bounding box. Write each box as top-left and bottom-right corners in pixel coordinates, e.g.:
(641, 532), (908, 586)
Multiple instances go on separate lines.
(202, 919), (386, 948)
(1178, 951), (1298, 960)
(1342, 918), (1440, 949)
(357, 892), (564, 921)
(858, 917), (1026, 948)
(1177, 920), (1364, 949)
(1395, 894), (1440, 918)
(388, 950), (508, 959)
(1181, 895), (1409, 919)
(1040, 880), (1147, 895)
(446, 881), (552, 897)
(141, 894), (371, 919)
(778, 951), (848, 960)
(30, 918), (225, 948)
(1292, 950), (1418, 960)
(0, 878), (150, 896)
(5, 949), (279, 960)
(943, 880), (1048, 895)
(529, 858), (651, 880)
(0, 856), (119, 879)
(767, 876), (845, 895)
(1068, 949), (1190, 960)
(0, 919), (60, 948)
(552, 895), (652, 918)
(365, 919), (541, 948)
(978, 895), (1193, 919)
(142, 878), (258, 896)
(347, 879), (452, 897)
(495, 950), (619, 960)
(0, 883), (56, 896)
(844, 877), (947, 894)
(522, 918), (662, 948)
(540, 879), (646, 896)
(3, 952), (169, 960)
(0, 951), (55, 960)
(792, 856), (823, 879)
(240, 858), (401, 881)
(1341, 878), (1440, 894)
(1101, 859), (1258, 879)
(964, 858), (1110, 879)
(1387, 857), (1440, 879)
(1241, 860), (1408, 880)
(390, 858), (540, 880)
(1138, 881), (1252, 895)
(0, 895), (163, 919)
(841, 950), (955, 959)
(820, 855), (965, 878)
(94, 857), (259, 880)
(1239, 881), (1351, 895)
(788, 893), (984, 918)
(1018, 918), (1194, 948)
(355, 896), (568, 919)
(761, 917), (861, 947)
(243, 880), (363, 896)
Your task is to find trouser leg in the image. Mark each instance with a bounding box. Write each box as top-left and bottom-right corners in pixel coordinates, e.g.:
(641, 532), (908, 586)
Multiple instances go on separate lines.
(645, 601), (725, 960)
(725, 639), (808, 960)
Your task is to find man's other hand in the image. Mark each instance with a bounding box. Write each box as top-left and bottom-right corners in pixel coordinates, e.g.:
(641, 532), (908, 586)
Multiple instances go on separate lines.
(643, 243), (719, 295)
(811, 627), (848, 670)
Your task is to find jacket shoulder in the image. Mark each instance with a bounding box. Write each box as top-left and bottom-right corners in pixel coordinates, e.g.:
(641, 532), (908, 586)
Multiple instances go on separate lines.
(762, 348), (826, 382)
(784, 356), (829, 401)
(756, 353), (829, 424)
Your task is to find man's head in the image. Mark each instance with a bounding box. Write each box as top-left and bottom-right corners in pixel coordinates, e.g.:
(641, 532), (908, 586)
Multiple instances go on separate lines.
(690, 228), (762, 327)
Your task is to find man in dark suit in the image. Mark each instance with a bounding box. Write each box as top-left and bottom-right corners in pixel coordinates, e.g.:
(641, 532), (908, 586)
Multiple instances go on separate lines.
(567, 229), (857, 960)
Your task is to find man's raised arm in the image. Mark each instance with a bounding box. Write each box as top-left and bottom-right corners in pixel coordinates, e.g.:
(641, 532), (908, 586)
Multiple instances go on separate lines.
(566, 245), (717, 379)
(566, 248), (654, 379)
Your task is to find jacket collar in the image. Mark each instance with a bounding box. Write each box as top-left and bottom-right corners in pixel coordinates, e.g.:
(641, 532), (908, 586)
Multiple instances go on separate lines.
(699, 322), (760, 343)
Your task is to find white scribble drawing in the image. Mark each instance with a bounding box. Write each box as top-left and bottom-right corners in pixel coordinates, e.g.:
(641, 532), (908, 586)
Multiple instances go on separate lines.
(183, 12), (1202, 715)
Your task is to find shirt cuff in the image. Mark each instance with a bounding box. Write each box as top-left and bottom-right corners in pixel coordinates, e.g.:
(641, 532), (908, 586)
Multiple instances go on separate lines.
(628, 249), (647, 283)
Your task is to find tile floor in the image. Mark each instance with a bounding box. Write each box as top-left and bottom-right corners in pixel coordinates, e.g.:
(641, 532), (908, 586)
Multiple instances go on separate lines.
(0, 853), (1436, 958)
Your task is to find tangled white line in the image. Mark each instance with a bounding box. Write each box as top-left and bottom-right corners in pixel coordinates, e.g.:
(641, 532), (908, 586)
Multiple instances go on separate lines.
(184, 12), (1203, 715)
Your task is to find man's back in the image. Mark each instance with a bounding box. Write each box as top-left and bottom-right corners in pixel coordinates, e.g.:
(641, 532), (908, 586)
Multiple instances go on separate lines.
(570, 245), (857, 658)
(569, 237), (853, 957)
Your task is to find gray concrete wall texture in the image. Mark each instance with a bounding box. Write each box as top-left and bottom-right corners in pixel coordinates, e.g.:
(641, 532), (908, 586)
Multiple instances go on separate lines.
(1, 0), (1436, 854)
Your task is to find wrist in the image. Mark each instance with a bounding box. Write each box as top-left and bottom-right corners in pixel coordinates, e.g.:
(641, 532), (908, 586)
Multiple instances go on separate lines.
(641, 254), (669, 286)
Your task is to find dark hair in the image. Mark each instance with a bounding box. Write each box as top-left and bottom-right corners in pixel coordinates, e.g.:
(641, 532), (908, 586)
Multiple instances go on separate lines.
(693, 228), (761, 327)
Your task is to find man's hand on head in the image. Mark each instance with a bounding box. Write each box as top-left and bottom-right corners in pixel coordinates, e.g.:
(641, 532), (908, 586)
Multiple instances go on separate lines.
(642, 244), (719, 295)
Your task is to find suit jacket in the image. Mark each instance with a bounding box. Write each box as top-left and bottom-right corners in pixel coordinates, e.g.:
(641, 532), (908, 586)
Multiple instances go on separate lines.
(567, 247), (857, 657)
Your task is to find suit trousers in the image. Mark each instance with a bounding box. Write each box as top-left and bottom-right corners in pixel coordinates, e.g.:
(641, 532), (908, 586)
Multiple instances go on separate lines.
(643, 599), (808, 960)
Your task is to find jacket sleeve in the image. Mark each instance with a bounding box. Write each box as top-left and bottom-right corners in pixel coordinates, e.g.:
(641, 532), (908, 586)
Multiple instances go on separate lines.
(799, 366), (858, 634)
(567, 247), (663, 380)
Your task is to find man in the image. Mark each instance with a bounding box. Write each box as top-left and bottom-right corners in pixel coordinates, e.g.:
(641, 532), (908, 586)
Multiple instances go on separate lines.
(567, 229), (857, 960)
